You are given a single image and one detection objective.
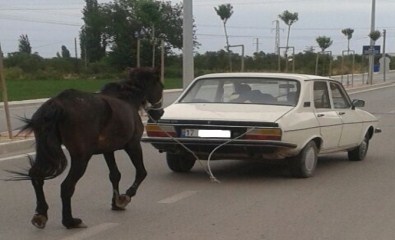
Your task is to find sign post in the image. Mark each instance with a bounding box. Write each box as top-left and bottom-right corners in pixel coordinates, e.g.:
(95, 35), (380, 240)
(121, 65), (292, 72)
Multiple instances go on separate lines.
(363, 45), (380, 85)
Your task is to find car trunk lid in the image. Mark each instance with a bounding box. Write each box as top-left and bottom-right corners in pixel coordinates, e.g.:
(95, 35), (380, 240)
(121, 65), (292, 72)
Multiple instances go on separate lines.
(160, 103), (293, 123)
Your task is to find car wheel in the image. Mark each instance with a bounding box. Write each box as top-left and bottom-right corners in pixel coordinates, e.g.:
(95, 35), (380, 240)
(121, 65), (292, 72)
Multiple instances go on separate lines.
(289, 141), (318, 178)
(348, 136), (369, 161)
(166, 152), (196, 172)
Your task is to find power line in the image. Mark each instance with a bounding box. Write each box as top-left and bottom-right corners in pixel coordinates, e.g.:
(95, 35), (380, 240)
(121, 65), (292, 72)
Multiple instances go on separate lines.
(0, 7), (81, 11)
(0, 14), (81, 26)
(195, 0), (316, 6)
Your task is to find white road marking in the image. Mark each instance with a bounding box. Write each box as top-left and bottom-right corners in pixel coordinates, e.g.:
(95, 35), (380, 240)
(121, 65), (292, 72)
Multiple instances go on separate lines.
(59, 223), (119, 240)
(0, 152), (36, 162)
(158, 190), (198, 204)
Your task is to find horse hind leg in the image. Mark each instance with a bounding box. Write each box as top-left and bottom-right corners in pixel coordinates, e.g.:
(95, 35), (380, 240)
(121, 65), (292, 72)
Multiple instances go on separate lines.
(124, 143), (147, 200)
(31, 178), (49, 229)
(103, 152), (127, 210)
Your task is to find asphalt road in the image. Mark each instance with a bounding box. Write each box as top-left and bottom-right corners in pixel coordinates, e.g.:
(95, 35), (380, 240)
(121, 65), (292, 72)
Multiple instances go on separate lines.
(1, 83), (395, 240)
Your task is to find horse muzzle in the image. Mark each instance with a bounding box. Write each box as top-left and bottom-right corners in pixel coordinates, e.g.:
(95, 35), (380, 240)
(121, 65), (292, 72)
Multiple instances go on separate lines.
(146, 98), (164, 122)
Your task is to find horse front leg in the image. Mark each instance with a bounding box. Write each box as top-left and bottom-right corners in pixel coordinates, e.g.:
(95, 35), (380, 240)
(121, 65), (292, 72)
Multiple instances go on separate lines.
(123, 143), (147, 201)
(60, 157), (89, 229)
(103, 152), (127, 210)
(30, 177), (49, 229)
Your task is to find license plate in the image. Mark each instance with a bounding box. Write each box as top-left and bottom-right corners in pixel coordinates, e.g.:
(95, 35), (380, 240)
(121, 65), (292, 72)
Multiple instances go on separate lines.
(181, 129), (231, 138)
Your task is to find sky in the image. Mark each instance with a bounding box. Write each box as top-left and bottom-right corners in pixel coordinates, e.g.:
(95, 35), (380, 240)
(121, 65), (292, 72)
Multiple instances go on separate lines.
(0, 0), (394, 58)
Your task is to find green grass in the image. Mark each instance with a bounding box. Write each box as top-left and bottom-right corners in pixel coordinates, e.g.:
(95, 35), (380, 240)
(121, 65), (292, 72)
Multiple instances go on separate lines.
(2, 77), (182, 101)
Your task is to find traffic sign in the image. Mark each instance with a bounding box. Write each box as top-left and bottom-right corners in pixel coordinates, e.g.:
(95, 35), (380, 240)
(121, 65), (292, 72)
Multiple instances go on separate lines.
(363, 45), (381, 55)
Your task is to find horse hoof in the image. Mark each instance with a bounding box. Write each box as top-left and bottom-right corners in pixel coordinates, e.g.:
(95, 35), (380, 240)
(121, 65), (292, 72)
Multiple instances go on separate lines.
(31, 214), (48, 229)
(111, 204), (126, 211)
(114, 194), (131, 209)
(63, 218), (88, 229)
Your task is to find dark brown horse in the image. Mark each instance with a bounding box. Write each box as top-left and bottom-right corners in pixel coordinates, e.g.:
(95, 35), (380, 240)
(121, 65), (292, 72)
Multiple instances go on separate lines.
(11, 67), (164, 229)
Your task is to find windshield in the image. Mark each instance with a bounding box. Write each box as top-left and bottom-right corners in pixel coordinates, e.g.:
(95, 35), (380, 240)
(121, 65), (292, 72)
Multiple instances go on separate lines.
(180, 77), (300, 106)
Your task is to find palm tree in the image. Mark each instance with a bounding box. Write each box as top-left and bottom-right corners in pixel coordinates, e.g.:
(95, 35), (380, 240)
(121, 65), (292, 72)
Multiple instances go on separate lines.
(369, 30), (381, 42)
(367, 30), (382, 84)
(215, 3), (233, 70)
(341, 28), (354, 51)
(315, 36), (333, 75)
(316, 36), (333, 52)
(278, 10), (298, 72)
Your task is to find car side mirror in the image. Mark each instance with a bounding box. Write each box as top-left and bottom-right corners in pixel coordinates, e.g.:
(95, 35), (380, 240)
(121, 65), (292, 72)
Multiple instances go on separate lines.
(352, 99), (365, 109)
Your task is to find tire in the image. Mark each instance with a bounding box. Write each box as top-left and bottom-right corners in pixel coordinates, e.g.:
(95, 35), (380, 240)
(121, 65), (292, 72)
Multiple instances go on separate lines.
(289, 141), (318, 178)
(348, 136), (369, 161)
(166, 152), (196, 173)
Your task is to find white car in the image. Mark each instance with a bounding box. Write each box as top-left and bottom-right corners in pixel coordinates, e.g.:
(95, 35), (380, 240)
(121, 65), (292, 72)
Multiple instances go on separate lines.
(142, 73), (381, 178)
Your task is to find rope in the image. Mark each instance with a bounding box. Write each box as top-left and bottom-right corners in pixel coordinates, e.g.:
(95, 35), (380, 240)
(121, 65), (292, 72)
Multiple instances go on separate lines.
(144, 107), (257, 183)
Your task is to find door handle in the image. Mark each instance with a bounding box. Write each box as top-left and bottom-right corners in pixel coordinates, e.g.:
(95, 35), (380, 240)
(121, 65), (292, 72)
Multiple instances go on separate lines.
(338, 112), (346, 115)
(317, 113), (325, 117)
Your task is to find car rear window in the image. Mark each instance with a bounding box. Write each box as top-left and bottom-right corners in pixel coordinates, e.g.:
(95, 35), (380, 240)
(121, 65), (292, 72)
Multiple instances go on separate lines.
(180, 77), (300, 106)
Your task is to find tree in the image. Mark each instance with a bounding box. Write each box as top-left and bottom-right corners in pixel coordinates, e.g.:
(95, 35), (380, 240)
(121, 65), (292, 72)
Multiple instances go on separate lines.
(341, 28), (354, 51)
(18, 34), (32, 54)
(214, 3), (233, 70)
(61, 45), (71, 58)
(80, 0), (108, 63)
(316, 36), (333, 52)
(136, 0), (162, 67)
(278, 10), (298, 72)
(100, 0), (185, 69)
(368, 30), (381, 42)
(315, 36), (333, 75)
(367, 30), (382, 84)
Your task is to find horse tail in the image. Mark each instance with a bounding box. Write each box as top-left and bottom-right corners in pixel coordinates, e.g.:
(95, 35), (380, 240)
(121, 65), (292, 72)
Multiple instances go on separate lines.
(7, 100), (68, 181)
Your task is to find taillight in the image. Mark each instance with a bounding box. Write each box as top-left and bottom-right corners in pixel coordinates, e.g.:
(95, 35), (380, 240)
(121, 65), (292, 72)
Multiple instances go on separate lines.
(145, 123), (176, 137)
(244, 128), (282, 141)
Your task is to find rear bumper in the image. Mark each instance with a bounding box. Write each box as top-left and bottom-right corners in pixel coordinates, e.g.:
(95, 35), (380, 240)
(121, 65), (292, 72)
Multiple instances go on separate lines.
(141, 137), (297, 160)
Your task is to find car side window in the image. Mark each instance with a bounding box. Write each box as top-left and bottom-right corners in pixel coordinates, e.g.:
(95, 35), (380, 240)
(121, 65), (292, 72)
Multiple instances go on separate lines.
(313, 81), (331, 109)
(330, 82), (351, 109)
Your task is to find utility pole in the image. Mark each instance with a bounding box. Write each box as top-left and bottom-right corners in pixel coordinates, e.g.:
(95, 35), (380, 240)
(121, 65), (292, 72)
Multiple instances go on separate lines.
(383, 29), (387, 81)
(160, 39), (165, 83)
(253, 38), (260, 54)
(272, 20), (280, 55)
(74, 38), (78, 59)
(136, 39), (141, 67)
(182, 0), (194, 88)
(368, 0), (376, 85)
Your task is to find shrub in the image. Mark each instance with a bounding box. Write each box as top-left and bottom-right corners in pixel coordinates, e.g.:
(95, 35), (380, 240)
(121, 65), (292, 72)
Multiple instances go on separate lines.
(4, 67), (25, 80)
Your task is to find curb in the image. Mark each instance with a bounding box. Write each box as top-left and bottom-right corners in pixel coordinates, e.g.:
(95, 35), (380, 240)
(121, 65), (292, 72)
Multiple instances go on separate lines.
(345, 80), (395, 94)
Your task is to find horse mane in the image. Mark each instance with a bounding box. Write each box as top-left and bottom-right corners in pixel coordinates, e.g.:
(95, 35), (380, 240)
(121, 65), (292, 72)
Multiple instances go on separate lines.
(100, 67), (160, 107)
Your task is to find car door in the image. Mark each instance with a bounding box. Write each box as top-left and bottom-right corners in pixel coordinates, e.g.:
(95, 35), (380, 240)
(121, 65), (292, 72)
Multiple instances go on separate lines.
(313, 81), (342, 150)
(329, 81), (363, 147)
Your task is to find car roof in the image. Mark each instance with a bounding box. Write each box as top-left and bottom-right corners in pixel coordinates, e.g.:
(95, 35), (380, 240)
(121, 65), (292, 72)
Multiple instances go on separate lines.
(195, 72), (331, 82)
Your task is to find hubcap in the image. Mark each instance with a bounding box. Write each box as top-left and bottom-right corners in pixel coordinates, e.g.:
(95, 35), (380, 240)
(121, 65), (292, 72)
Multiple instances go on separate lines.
(305, 147), (316, 171)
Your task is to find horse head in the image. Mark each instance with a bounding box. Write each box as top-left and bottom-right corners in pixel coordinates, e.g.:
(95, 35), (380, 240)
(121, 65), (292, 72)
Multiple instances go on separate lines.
(127, 67), (164, 121)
